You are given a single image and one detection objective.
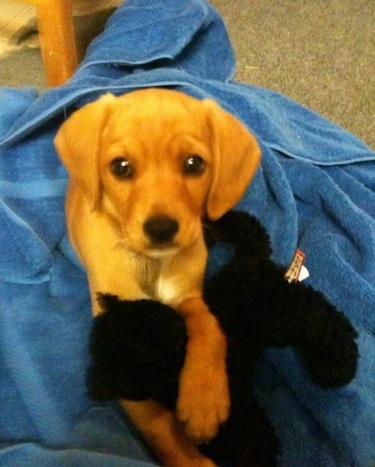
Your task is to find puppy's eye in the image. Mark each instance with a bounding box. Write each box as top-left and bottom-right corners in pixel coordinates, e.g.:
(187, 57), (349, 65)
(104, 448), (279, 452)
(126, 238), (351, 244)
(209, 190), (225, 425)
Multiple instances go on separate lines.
(110, 157), (134, 179)
(183, 155), (206, 176)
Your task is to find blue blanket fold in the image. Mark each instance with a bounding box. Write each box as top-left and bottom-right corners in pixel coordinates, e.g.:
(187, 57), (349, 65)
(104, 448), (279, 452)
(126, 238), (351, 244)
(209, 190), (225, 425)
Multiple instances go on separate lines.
(1, 0), (374, 465)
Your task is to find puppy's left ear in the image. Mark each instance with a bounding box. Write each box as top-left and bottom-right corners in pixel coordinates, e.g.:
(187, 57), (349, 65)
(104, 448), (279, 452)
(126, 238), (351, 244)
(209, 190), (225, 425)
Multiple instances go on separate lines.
(204, 99), (261, 220)
(54, 93), (116, 209)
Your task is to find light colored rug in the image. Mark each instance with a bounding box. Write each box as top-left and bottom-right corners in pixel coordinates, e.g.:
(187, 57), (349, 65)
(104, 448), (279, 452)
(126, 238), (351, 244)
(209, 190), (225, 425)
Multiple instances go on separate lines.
(0, 1), (120, 90)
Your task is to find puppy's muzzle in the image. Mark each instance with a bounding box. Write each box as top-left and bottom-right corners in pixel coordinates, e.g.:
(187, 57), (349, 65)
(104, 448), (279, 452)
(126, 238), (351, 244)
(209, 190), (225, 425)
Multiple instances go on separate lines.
(143, 216), (179, 245)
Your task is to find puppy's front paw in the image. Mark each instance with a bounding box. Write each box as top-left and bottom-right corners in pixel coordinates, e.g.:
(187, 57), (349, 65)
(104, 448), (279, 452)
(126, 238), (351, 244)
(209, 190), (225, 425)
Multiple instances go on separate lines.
(177, 366), (230, 442)
(176, 297), (230, 443)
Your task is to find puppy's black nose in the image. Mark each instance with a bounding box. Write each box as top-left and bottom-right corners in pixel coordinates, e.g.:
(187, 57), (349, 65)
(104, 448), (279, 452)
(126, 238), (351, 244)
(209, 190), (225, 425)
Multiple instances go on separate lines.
(143, 216), (179, 245)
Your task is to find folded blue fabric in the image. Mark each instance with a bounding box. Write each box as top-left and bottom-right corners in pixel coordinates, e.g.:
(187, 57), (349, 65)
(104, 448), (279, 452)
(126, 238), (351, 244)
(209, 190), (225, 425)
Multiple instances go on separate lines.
(0, 0), (374, 465)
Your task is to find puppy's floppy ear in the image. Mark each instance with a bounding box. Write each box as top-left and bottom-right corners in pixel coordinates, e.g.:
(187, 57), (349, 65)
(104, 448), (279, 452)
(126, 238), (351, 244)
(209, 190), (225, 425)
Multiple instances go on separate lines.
(204, 99), (261, 220)
(54, 93), (116, 209)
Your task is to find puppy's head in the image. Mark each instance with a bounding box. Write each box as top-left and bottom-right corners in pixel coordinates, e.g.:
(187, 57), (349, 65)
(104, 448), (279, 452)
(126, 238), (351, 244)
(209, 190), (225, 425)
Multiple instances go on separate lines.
(55, 89), (261, 257)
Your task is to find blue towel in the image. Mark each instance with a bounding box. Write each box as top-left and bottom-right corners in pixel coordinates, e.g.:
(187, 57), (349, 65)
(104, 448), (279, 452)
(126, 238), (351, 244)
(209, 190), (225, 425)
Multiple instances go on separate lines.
(0, 0), (374, 465)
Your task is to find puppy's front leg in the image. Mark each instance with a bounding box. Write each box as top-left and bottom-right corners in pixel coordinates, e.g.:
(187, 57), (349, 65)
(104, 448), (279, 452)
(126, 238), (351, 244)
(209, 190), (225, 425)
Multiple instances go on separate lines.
(176, 297), (230, 442)
(121, 399), (216, 466)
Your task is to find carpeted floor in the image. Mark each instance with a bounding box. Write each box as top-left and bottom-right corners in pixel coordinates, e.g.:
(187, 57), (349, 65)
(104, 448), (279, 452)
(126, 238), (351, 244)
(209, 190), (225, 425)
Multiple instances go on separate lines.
(0, 0), (374, 149)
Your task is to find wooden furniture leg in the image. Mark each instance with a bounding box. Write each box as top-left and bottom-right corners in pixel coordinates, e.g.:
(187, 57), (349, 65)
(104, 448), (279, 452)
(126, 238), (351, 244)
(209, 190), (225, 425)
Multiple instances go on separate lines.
(17, 0), (78, 86)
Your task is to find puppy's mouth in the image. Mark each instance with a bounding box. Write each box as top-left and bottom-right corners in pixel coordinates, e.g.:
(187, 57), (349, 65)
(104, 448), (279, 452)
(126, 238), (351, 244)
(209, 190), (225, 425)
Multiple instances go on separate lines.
(144, 244), (180, 258)
(117, 238), (181, 258)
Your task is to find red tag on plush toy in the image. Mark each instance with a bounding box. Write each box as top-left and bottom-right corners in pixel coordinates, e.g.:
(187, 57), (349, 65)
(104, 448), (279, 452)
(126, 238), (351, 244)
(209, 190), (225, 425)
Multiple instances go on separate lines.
(285, 249), (309, 282)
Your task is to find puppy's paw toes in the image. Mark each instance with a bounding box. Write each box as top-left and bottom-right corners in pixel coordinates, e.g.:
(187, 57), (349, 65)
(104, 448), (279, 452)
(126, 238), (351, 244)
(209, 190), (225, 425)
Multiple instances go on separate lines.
(177, 400), (228, 442)
(177, 377), (230, 442)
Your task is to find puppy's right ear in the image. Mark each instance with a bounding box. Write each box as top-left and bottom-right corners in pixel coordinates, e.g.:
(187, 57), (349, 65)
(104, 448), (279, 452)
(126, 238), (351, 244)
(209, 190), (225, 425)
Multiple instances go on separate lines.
(54, 93), (116, 209)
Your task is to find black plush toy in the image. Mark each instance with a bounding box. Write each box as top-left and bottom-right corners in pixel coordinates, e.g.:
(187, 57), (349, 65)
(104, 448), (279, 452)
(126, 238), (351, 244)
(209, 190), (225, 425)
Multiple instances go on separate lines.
(88, 211), (358, 466)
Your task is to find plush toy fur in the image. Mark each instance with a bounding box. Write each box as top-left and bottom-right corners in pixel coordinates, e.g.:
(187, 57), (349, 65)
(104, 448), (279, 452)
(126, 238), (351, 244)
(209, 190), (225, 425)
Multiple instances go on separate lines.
(88, 211), (358, 466)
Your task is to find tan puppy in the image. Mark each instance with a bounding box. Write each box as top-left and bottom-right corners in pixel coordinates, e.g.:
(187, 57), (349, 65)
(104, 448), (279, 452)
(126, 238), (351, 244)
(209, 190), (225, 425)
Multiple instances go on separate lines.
(55, 88), (261, 466)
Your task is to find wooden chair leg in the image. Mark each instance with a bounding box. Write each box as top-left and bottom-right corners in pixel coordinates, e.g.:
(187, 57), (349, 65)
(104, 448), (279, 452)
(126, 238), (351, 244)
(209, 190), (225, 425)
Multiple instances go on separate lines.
(35, 0), (77, 86)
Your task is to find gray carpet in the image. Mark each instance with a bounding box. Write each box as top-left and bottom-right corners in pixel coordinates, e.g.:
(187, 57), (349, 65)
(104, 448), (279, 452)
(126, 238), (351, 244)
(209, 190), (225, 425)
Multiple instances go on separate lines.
(0, 0), (374, 149)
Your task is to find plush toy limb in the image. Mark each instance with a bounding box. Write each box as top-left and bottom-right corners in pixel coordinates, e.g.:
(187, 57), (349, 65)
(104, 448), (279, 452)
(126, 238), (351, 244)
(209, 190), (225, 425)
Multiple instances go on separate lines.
(88, 294), (186, 404)
(207, 210), (272, 260)
(229, 393), (280, 467)
(205, 212), (358, 389)
(201, 341), (280, 467)
(276, 282), (359, 388)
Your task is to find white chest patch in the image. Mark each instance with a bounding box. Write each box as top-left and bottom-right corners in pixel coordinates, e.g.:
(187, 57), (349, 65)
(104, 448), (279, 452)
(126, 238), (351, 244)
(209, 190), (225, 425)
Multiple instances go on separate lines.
(133, 254), (179, 305)
(155, 277), (179, 305)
